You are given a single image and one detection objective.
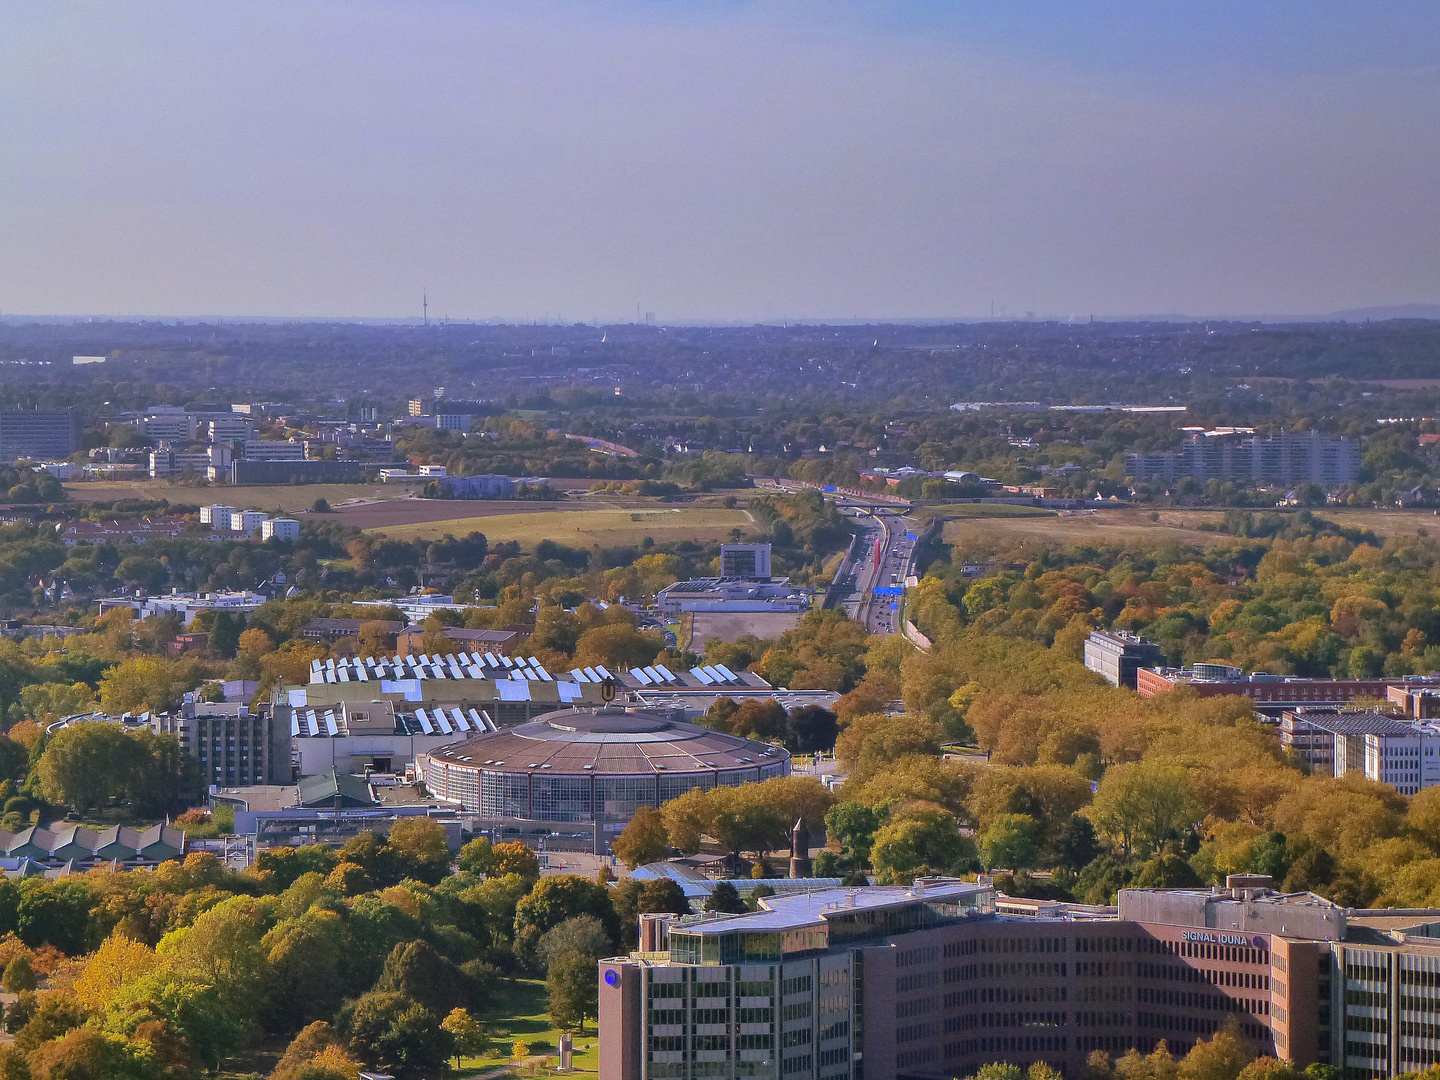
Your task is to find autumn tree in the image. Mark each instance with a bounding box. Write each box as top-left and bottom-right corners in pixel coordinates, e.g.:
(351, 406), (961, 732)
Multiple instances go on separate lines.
(836, 713), (944, 783)
(704, 881), (746, 913)
(358, 621), (398, 658)
(19, 683), (97, 728)
(613, 806), (670, 870)
(386, 817), (452, 884)
(272, 1022), (353, 1080)
(441, 1007), (487, 1067)
(28, 1027), (154, 1080)
(1179, 1025), (1254, 1080)
(785, 704), (839, 754)
(548, 952), (598, 1032)
(980, 814), (1041, 871)
(1236, 1059), (1304, 1080)
(455, 838), (493, 877)
(490, 841), (541, 883)
(661, 776), (831, 860)
(852, 755), (976, 818)
(97, 656), (201, 713)
(513, 875), (619, 958)
(1088, 761), (1199, 857)
(1, 954), (35, 992)
(871, 806), (976, 885)
(966, 1064), (1022, 1080)
(36, 723), (138, 813)
(346, 992), (451, 1080)
(701, 696), (741, 733)
(259, 641), (329, 692)
(237, 627), (275, 657)
(1114, 1043), (1179, 1080)
(538, 915), (614, 969)
(729, 699), (786, 742)
(572, 624), (664, 669)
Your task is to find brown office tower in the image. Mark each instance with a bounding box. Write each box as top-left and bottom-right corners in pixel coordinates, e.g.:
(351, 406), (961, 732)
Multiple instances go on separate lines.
(598, 874), (1440, 1080)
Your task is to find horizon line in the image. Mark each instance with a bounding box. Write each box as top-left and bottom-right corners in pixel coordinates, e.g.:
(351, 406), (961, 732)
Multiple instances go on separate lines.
(3, 306), (1439, 328)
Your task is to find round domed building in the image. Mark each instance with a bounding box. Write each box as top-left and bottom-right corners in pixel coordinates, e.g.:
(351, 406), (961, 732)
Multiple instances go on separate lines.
(417, 707), (791, 844)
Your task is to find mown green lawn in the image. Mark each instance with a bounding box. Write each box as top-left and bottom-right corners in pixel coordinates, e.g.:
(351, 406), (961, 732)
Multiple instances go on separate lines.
(215, 980), (596, 1079)
(455, 978), (599, 1076)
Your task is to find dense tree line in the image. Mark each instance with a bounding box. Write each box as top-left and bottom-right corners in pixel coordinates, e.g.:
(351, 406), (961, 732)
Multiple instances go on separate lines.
(0, 818), (715, 1079)
(7, 317), (1440, 425)
(920, 517), (1440, 678)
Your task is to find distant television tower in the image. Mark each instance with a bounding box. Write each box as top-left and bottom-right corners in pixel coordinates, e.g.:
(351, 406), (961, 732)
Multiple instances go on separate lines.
(423, 293), (428, 326)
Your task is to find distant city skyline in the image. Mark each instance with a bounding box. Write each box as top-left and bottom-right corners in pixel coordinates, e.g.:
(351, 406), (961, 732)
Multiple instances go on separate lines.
(3, 1), (1438, 321)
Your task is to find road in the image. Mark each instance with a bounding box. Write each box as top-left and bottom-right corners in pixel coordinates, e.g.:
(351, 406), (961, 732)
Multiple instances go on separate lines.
(829, 505), (918, 634)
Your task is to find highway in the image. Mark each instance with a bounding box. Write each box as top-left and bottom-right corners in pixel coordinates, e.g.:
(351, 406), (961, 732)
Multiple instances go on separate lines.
(829, 505), (918, 634)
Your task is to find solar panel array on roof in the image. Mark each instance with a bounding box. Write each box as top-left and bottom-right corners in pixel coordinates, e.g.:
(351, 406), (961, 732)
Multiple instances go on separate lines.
(310, 651), (553, 684)
(686, 664), (746, 686)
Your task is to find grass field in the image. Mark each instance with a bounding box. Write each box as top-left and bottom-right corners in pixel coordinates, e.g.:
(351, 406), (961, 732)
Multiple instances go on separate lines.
(921, 503), (1057, 519)
(942, 508), (1228, 550)
(66, 480), (404, 512)
(1310, 508), (1440, 538)
(456, 978), (599, 1076)
(213, 979), (596, 1079)
(941, 506), (1440, 551)
(365, 505), (753, 545)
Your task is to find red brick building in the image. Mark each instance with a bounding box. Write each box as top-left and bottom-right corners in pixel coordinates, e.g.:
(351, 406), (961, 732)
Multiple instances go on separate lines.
(1135, 667), (1440, 716)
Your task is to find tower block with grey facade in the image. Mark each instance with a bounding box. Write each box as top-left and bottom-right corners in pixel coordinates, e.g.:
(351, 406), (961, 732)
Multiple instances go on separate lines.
(1084, 631), (1164, 689)
(0, 408), (79, 462)
(721, 544), (772, 580)
(149, 699), (293, 790)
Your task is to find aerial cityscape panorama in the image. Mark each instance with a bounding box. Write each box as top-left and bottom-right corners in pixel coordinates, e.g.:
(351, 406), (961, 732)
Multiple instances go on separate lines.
(2, 3), (1440, 1080)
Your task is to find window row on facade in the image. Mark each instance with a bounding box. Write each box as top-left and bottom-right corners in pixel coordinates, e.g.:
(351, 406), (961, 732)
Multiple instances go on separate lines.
(427, 763), (777, 820)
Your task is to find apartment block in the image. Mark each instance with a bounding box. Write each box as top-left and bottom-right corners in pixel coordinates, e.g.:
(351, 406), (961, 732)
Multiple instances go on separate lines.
(228, 509), (267, 536)
(262, 518), (301, 542)
(200, 504), (239, 530)
(1126, 429), (1360, 486)
(0, 408), (79, 462)
(149, 700), (291, 789)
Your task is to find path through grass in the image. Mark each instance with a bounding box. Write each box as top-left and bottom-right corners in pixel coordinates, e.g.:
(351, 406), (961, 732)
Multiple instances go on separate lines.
(454, 979), (600, 1077)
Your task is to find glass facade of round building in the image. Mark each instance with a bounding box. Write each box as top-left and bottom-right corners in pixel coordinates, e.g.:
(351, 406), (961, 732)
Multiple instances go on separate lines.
(418, 707), (791, 826)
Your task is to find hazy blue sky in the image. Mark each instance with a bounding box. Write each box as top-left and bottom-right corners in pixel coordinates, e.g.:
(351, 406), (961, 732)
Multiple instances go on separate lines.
(2, 1), (1437, 321)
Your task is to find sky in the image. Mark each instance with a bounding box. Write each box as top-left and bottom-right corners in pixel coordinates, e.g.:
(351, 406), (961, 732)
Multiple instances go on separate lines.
(1, 1), (1438, 322)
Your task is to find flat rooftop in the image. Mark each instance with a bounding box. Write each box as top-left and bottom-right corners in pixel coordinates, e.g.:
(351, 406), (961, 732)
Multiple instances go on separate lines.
(1300, 712), (1421, 737)
(669, 879), (991, 935)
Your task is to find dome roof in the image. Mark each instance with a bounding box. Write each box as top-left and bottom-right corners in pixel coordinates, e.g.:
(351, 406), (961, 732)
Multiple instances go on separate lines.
(426, 706), (788, 777)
